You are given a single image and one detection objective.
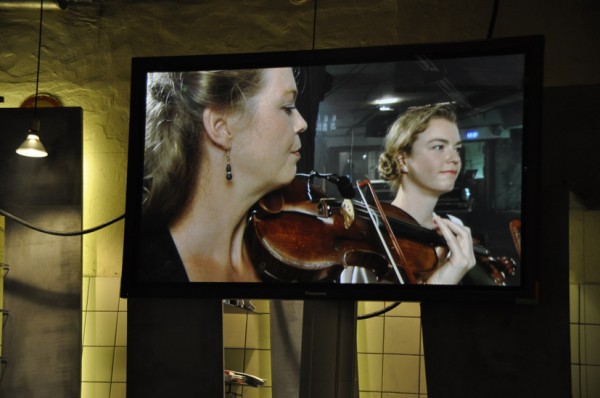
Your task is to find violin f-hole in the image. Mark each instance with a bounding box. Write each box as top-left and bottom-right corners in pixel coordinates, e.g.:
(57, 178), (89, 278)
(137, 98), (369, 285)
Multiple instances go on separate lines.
(343, 250), (391, 281)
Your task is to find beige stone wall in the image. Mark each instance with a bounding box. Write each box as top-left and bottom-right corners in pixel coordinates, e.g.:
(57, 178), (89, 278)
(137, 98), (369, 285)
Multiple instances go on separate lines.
(2, 1), (600, 396)
(1, 0), (598, 276)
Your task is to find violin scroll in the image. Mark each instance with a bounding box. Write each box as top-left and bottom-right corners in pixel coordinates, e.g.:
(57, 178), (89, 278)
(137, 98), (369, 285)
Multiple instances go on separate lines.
(473, 244), (518, 286)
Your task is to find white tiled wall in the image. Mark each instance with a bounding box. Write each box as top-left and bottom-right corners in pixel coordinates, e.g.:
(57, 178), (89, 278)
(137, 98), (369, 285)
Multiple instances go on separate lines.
(220, 300), (427, 398)
(80, 287), (428, 398)
(570, 283), (600, 398)
(80, 274), (598, 397)
(223, 300), (272, 398)
(81, 276), (127, 398)
(356, 301), (427, 397)
(569, 202), (600, 398)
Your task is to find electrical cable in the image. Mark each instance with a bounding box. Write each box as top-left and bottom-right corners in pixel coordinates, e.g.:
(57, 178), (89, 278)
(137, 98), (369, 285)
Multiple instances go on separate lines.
(33, 0), (44, 119)
(311, 0), (318, 50)
(0, 208), (125, 236)
(356, 301), (401, 320)
(487, 0), (500, 39)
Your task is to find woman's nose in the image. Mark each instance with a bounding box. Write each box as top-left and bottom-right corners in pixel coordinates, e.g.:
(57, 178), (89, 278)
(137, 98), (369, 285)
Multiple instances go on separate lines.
(296, 111), (308, 134)
(448, 149), (461, 163)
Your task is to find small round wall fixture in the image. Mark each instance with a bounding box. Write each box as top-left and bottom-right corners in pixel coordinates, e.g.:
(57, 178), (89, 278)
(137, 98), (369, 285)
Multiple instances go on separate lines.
(20, 93), (62, 108)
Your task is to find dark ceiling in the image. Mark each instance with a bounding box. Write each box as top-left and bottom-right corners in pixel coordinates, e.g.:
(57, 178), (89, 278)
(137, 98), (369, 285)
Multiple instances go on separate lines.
(318, 53), (526, 138)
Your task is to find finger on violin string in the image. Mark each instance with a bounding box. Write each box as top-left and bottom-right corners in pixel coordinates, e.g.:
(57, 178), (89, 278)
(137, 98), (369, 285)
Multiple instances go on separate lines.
(435, 216), (472, 243)
(433, 217), (459, 246)
(433, 214), (457, 235)
(433, 216), (472, 261)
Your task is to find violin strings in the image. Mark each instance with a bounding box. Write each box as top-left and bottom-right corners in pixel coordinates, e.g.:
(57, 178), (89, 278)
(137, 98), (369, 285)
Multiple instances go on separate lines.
(355, 180), (405, 284)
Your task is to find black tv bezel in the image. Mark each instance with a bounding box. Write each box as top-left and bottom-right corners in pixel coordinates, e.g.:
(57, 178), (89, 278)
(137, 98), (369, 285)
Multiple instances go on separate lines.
(121, 35), (544, 303)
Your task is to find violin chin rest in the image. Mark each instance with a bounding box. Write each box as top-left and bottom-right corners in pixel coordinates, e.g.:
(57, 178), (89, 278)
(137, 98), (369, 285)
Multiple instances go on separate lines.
(259, 190), (284, 213)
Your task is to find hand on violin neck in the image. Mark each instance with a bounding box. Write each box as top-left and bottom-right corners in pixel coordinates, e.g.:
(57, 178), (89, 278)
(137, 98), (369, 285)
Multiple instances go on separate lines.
(425, 215), (476, 284)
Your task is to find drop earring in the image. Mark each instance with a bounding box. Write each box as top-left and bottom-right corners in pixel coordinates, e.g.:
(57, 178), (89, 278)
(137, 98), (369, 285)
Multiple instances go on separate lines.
(226, 150), (233, 180)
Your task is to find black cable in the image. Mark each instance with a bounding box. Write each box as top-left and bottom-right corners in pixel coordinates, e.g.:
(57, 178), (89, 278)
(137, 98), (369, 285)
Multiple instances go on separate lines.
(0, 358), (7, 385)
(312, 0), (318, 50)
(33, 0), (44, 120)
(487, 0), (500, 40)
(0, 208), (125, 237)
(356, 301), (402, 320)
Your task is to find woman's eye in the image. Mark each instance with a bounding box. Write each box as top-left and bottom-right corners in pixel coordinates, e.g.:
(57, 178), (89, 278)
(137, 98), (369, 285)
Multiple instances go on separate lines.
(283, 105), (297, 114)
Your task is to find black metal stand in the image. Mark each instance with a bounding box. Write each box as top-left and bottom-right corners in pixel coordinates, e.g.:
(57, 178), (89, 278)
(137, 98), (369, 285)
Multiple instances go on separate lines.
(128, 298), (359, 398)
(127, 298), (224, 398)
(299, 300), (359, 398)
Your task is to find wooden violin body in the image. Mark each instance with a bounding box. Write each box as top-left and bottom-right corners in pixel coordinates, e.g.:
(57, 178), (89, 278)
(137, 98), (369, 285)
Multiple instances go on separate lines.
(246, 177), (440, 283)
(245, 178), (384, 282)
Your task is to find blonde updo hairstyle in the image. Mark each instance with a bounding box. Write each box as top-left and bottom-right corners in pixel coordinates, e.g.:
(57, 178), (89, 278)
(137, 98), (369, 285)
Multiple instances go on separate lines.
(378, 104), (457, 191)
(144, 69), (266, 225)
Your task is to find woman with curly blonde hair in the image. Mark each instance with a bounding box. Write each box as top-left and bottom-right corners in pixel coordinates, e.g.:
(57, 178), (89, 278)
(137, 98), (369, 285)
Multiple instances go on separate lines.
(342, 104), (475, 284)
(380, 104), (475, 284)
(140, 68), (307, 282)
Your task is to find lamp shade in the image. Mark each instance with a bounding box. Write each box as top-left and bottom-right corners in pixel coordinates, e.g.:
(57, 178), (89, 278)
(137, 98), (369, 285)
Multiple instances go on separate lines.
(16, 131), (48, 158)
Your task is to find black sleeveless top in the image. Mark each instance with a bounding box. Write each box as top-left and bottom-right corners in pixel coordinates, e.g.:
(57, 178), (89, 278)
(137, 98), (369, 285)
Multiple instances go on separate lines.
(138, 224), (189, 282)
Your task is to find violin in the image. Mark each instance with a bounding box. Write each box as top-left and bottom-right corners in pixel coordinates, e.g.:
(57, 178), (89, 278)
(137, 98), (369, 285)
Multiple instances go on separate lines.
(356, 201), (517, 285)
(245, 176), (397, 283)
(245, 174), (517, 285)
(351, 177), (517, 285)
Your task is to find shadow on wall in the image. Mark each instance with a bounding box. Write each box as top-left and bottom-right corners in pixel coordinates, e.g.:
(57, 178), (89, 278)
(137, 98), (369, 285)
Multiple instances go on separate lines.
(0, 107), (82, 398)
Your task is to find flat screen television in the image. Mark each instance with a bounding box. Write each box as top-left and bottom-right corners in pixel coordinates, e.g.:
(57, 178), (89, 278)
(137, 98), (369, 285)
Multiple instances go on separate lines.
(121, 35), (543, 303)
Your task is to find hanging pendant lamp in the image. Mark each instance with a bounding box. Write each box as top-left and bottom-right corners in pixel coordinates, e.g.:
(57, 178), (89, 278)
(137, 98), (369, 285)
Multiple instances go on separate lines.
(16, 0), (48, 158)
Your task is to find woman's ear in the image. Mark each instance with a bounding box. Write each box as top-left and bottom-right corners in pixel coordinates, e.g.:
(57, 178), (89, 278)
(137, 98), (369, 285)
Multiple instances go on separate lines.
(397, 152), (409, 174)
(202, 107), (232, 149)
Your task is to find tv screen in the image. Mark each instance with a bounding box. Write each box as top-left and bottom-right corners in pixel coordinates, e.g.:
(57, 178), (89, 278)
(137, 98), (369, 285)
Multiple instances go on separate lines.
(121, 36), (543, 302)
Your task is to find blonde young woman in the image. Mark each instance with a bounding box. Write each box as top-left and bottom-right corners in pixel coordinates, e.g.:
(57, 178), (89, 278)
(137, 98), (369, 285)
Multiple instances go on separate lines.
(140, 68), (307, 282)
(341, 104), (476, 284)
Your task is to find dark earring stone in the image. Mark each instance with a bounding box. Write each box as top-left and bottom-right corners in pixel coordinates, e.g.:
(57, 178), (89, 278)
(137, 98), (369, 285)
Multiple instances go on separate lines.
(226, 163), (232, 180)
